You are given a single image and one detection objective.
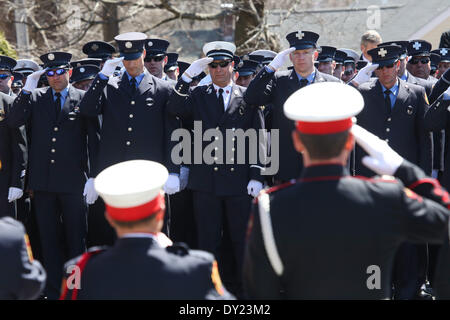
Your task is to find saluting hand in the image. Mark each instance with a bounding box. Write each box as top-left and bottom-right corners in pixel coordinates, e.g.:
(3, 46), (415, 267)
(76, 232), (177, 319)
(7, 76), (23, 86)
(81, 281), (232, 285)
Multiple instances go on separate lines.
(100, 57), (124, 77)
(268, 47), (296, 71)
(352, 124), (404, 176)
(182, 57), (213, 82)
(23, 69), (47, 92)
(351, 63), (379, 87)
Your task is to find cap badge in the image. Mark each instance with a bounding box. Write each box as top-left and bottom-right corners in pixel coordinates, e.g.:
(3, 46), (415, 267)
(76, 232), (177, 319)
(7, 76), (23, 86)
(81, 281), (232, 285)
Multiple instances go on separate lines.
(243, 55), (249, 61)
(412, 42), (421, 51)
(48, 53), (55, 61)
(214, 44), (222, 50)
(296, 31), (305, 40)
(440, 48), (448, 56)
(148, 41), (153, 47)
(125, 42), (133, 49)
(80, 67), (85, 73)
(378, 48), (387, 58)
(91, 44), (99, 51)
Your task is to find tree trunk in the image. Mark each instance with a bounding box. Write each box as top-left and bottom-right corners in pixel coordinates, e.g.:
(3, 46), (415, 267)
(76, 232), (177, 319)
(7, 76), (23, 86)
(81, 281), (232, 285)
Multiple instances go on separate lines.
(234, 0), (265, 55)
(102, 2), (119, 42)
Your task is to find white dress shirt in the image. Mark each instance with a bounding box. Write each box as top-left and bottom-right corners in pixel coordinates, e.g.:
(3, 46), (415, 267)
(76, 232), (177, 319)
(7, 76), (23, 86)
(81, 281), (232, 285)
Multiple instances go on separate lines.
(212, 82), (233, 111)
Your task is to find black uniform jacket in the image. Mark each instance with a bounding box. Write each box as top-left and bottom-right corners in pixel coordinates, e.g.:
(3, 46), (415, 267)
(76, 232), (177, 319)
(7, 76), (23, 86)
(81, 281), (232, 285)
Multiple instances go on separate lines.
(60, 238), (234, 300)
(243, 67), (340, 181)
(8, 86), (99, 194)
(243, 161), (450, 299)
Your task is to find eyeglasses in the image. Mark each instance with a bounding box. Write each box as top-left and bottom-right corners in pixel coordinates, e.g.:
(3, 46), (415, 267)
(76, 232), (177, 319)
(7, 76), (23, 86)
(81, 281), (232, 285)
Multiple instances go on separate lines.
(409, 58), (430, 65)
(0, 74), (11, 80)
(46, 69), (68, 77)
(144, 56), (165, 62)
(377, 63), (395, 70)
(209, 60), (231, 68)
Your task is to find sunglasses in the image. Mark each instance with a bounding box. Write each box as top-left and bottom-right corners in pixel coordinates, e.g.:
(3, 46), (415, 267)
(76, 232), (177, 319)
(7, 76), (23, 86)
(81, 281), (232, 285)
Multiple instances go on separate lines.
(377, 63), (395, 70)
(409, 58), (430, 65)
(144, 56), (164, 62)
(46, 68), (68, 77)
(209, 60), (231, 68)
(0, 74), (11, 80)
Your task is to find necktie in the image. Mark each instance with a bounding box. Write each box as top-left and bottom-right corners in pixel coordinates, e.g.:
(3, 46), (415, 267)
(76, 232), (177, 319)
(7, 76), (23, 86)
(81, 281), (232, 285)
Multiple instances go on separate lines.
(54, 92), (61, 119)
(384, 89), (392, 114)
(218, 88), (225, 114)
(299, 78), (309, 88)
(130, 77), (137, 95)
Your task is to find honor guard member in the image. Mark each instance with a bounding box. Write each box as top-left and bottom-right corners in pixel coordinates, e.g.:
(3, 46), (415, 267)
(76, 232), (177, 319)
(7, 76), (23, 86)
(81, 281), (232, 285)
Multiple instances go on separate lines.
(82, 40), (116, 68)
(430, 53), (440, 78)
(243, 82), (450, 299)
(235, 55), (259, 87)
(352, 45), (433, 299)
(144, 38), (171, 80)
(60, 160), (233, 300)
(71, 58), (102, 69)
(316, 46), (336, 75)
(360, 29), (382, 62)
(0, 217), (46, 299)
(333, 49), (347, 79)
(70, 65), (100, 91)
(7, 51), (100, 299)
(245, 30), (339, 183)
(164, 52), (179, 81)
(431, 48), (450, 79)
(0, 91), (25, 217)
(340, 48), (359, 83)
(77, 32), (181, 244)
(14, 59), (40, 79)
(167, 41), (266, 297)
(407, 40), (437, 83)
(11, 72), (24, 95)
(0, 56), (17, 96)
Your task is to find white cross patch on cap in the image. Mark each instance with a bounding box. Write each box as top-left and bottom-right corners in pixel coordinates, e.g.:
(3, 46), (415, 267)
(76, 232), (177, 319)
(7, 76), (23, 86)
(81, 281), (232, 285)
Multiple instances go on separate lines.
(413, 42), (422, 50)
(91, 44), (99, 51)
(296, 31), (305, 40)
(125, 42), (132, 49)
(441, 48), (448, 56)
(378, 48), (387, 57)
(48, 53), (55, 61)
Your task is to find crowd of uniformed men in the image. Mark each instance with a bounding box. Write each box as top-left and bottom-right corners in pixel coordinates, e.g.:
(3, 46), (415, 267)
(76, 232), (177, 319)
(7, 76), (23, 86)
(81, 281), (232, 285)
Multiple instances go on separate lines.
(1, 26), (450, 300)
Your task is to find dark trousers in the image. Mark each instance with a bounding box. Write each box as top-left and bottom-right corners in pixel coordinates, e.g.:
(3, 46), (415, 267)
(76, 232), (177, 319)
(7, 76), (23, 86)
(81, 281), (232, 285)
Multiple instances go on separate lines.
(86, 198), (116, 248)
(34, 191), (87, 300)
(0, 189), (14, 217)
(165, 189), (197, 249)
(392, 243), (428, 299)
(192, 190), (252, 298)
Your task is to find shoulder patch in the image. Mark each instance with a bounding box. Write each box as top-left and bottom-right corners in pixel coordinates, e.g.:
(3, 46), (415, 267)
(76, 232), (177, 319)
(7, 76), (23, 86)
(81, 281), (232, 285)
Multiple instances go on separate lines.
(211, 260), (224, 296)
(166, 242), (189, 256)
(404, 188), (423, 202)
(424, 92), (429, 105)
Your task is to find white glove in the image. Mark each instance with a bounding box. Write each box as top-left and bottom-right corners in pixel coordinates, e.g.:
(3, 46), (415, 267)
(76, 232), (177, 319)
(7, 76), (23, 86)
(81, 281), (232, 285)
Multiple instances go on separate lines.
(352, 124), (403, 176)
(100, 57), (124, 77)
(8, 187), (23, 202)
(155, 232), (173, 248)
(351, 63), (379, 86)
(182, 57), (213, 82)
(268, 47), (296, 71)
(83, 178), (98, 205)
(23, 69), (47, 92)
(247, 179), (263, 198)
(163, 174), (180, 195)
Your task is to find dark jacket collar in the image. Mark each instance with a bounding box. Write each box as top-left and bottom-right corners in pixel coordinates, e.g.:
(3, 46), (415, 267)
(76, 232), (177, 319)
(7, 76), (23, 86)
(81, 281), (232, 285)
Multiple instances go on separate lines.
(300, 163), (349, 181)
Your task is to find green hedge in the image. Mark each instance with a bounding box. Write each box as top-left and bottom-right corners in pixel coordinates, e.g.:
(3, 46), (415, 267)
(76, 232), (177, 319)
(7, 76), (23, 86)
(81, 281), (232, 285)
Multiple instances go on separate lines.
(0, 32), (17, 59)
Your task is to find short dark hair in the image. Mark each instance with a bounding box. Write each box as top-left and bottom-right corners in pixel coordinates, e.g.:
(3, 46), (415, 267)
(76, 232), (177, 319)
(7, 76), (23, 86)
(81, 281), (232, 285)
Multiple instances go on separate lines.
(110, 211), (158, 229)
(297, 130), (350, 160)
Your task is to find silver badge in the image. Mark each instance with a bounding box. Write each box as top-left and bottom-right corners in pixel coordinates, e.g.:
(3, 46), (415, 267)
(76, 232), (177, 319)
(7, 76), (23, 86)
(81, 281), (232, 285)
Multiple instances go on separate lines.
(80, 67), (85, 73)
(48, 53), (55, 61)
(91, 44), (99, 51)
(148, 41), (153, 47)
(125, 42), (133, 49)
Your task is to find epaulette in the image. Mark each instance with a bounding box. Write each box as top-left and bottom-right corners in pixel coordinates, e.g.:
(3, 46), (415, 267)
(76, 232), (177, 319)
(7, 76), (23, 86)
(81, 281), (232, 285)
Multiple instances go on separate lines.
(166, 242), (190, 256)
